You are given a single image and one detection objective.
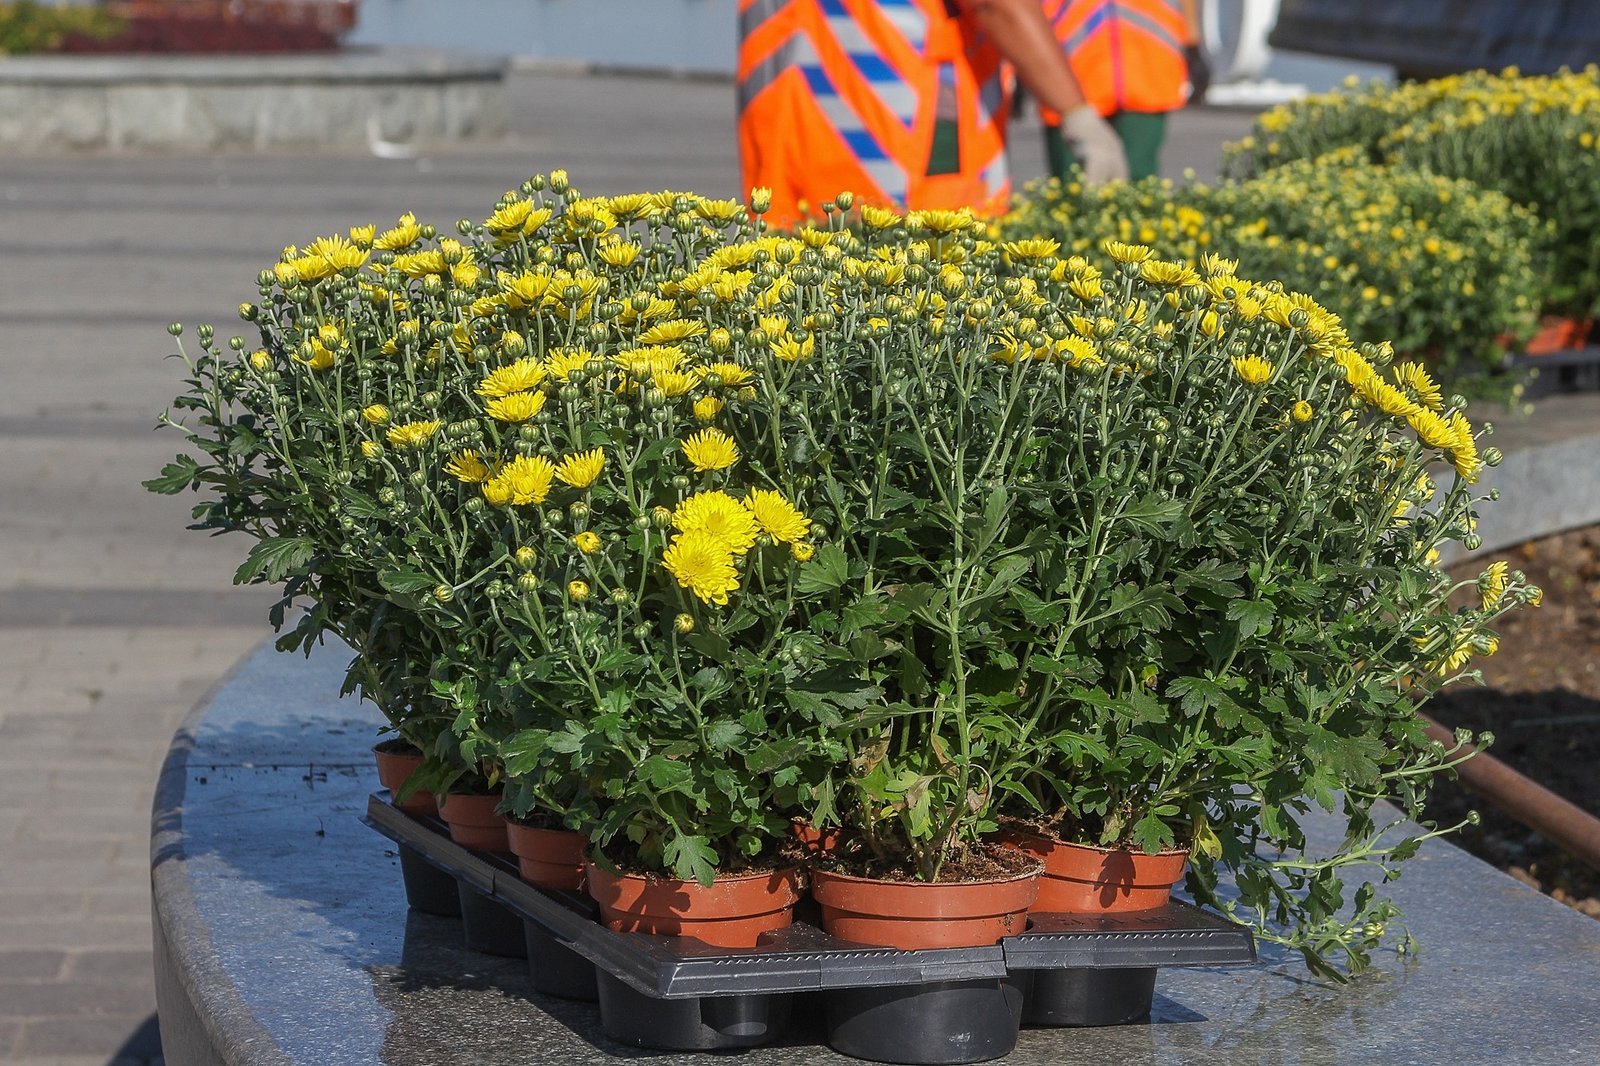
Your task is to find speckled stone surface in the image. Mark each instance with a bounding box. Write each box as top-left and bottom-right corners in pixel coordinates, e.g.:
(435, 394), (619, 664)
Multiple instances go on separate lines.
(153, 641), (1600, 1064)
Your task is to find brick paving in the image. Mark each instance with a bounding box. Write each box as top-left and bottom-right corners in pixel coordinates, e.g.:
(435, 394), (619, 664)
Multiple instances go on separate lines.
(0, 68), (1264, 1065)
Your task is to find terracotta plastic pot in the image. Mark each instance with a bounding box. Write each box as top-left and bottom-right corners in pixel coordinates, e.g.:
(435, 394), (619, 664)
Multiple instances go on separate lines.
(1002, 832), (1186, 913)
(585, 865), (801, 948)
(809, 867), (1039, 950)
(371, 739), (437, 817)
(789, 819), (845, 856)
(506, 822), (588, 891)
(435, 792), (509, 853)
(1524, 316), (1583, 355)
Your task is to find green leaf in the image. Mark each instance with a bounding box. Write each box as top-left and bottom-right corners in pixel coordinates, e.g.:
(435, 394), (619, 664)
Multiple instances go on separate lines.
(234, 536), (315, 585)
(143, 455), (201, 495)
(1226, 599), (1276, 640)
(1130, 811), (1176, 853)
(706, 719), (744, 751)
(379, 567), (436, 595)
(795, 543), (850, 595)
(1119, 493), (1186, 536)
(664, 834), (720, 887)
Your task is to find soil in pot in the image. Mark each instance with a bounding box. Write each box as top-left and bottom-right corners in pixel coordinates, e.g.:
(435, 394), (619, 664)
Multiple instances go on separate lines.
(372, 739), (437, 817)
(436, 791), (509, 853)
(585, 864), (802, 948)
(506, 817), (588, 891)
(809, 845), (1040, 950)
(1001, 831), (1187, 913)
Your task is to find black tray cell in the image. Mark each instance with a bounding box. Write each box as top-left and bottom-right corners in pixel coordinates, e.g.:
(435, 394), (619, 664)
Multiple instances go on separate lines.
(398, 844), (461, 917)
(524, 919), (600, 1001)
(596, 971), (791, 1050)
(457, 882), (528, 958)
(826, 977), (1025, 1065)
(1020, 966), (1156, 1027)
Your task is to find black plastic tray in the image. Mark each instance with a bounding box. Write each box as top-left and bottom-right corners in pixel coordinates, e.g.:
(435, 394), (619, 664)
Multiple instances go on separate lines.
(365, 793), (1254, 992)
(365, 793), (1256, 1063)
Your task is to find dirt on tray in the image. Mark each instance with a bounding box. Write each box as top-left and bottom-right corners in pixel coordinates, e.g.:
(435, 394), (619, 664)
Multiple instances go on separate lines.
(1425, 525), (1600, 919)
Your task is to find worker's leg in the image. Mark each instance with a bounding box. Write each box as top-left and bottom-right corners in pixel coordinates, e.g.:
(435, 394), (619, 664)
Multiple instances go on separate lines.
(1043, 123), (1072, 182)
(1111, 111), (1166, 181)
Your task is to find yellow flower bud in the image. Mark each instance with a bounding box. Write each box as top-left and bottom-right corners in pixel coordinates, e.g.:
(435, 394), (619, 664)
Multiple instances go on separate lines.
(791, 541), (816, 562)
(362, 404), (390, 425)
(674, 613), (696, 634)
(514, 546), (537, 569)
(567, 580), (590, 602)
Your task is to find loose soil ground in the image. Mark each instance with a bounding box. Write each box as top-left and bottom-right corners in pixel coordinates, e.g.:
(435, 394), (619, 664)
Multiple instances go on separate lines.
(1427, 524), (1600, 918)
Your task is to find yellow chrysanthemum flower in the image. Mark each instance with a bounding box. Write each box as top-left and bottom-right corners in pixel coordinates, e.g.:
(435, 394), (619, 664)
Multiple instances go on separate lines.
(1005, 237), (1060, 261)
(385, 420), (442, 450)
(1231, 355), (1274, 386)
(1480, 560), (1509, 610)
(772, 334), (815, 363)
(1438, 638), (1475, 674)
(485, 391), (548, 423)
(597, 241), (642, 268)
(744, 489), (811, 544)
(1292, 400), (1314, 422)
(306, 235), (369, 275)
(675, 490), (760, 554)
(1103, 239), (1154, 264)
(907, 207), (977, 235)
(791, 541), (816, 562)
(1408, 407), (1457, 450)
(483, 454), (555, 506)
(362, 404), (390, 425)
(662, 530), (742, 606)
(639, 319), (707, 344)
(689, 198), (745, 225)
(694, 396), (724, 423)
(544, 347), (594, 383)
(1448, 412), (1481, 482)
(567, 580), (591, 602)
(476, 358), (548, 398)
(373, 212), (422, 251)
(608, 192), (659, 220)
(359, 441), (381, 460)
(348, 224), (375, 247)
(702, 361), (751, 388)
(682, 428), (740, 472)
(574, 531), (602, 555)
(1394, 361), (1444, 411)
(1139, 259), (1196, 286)
(654, 369), (701, 397)
(555, 448), (606, 489)
(444, 450), (491, 484)
(860, 205), (902, 229)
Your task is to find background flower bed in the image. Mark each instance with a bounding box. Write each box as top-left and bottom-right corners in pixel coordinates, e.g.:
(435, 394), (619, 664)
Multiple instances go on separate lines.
(1001, 159), (1545, 402)
(1223, 67), (1600, 320)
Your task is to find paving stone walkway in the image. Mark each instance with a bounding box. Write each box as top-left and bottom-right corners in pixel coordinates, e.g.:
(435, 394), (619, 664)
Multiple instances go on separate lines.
(0, 67), (1299, 1065)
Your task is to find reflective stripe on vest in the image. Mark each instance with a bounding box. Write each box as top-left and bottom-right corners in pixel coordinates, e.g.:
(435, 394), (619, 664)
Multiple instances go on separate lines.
(737, 0), (1010, 225)
(1043, 0), (1186, 116)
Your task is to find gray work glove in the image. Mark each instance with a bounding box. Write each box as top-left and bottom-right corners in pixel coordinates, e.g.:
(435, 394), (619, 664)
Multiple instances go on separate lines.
(1062, 104), (1129, 184)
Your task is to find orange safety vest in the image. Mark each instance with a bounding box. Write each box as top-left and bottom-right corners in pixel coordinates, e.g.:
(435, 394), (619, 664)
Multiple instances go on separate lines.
(738, 0), (1013, 227)
(1041, 0), (1188, 119)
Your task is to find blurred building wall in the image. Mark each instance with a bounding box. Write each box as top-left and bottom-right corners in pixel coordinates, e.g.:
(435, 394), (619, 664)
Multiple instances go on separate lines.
(347, 0), (738, 74)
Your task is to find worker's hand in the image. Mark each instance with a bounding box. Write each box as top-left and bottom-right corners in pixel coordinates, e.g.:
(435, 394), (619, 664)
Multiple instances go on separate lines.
(1062, 105), (1129, 184)
(1184, 44), (1212, 104)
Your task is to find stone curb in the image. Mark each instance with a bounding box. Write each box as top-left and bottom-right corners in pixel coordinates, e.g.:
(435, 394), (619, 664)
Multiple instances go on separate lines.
(0, 48), (509, 152)
(149, 643), (293, 1066)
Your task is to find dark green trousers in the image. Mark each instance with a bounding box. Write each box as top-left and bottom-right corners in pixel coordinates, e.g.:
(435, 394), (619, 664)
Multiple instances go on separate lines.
(1044, 111), (1167, 182)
